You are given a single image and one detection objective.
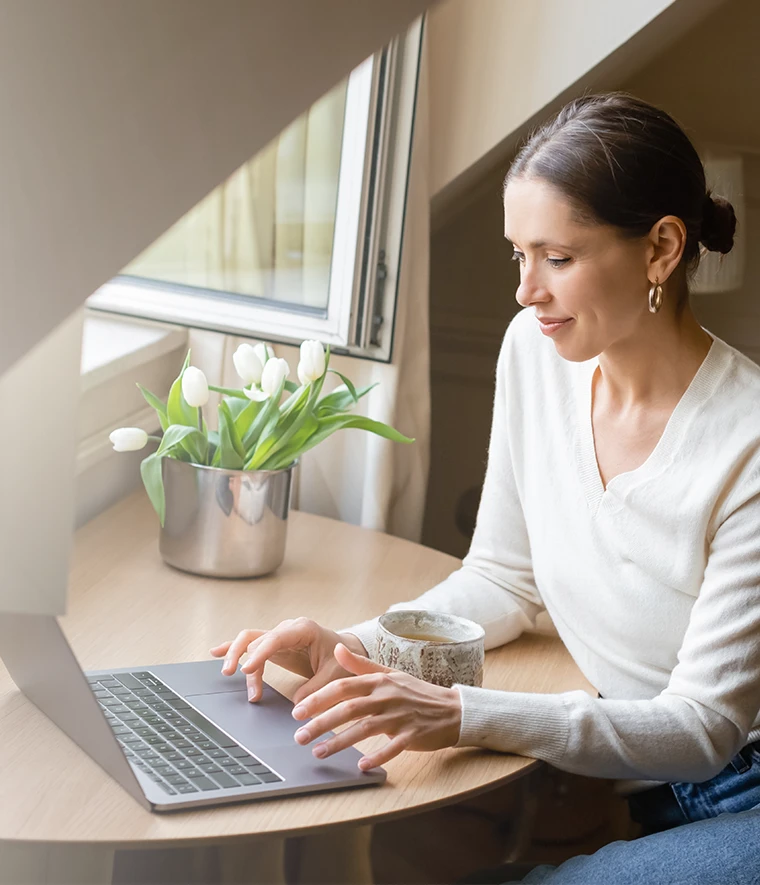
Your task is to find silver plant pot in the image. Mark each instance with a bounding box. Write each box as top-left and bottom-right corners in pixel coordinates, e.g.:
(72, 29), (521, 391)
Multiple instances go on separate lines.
(158, 458), (296, 578)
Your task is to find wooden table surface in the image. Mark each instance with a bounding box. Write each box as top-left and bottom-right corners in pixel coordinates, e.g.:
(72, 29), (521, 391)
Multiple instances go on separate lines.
(0, 492), (594, 847)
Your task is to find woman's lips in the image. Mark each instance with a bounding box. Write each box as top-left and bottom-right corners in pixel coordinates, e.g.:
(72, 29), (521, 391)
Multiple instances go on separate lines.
(537, 316), (573, 336)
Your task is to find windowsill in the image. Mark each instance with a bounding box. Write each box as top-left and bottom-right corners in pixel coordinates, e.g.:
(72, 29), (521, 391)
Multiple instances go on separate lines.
(80, 311), (187, 390)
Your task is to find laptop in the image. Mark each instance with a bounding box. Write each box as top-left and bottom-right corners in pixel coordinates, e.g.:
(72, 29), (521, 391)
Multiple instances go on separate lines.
(0, 611), (386, 811)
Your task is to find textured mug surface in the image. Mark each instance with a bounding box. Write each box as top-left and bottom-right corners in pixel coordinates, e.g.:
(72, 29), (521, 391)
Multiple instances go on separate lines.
(376, 610), (485, 687)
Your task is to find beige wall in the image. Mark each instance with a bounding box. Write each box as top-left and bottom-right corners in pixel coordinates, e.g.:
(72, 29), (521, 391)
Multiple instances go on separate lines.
(623, 0), (760, 356)
(423, 0), (759, 556)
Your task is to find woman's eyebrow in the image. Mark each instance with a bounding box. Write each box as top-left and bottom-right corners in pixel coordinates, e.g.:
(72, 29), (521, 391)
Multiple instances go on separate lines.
(505, 236), (572, 250)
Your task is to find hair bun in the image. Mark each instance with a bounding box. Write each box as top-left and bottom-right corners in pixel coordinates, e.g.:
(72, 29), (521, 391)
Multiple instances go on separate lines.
(700, 193), (736, 254)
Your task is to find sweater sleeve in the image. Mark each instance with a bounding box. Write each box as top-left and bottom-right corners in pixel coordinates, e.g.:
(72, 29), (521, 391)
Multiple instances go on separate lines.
(455, 461), (760, 782)
(341, 325), (544, 661)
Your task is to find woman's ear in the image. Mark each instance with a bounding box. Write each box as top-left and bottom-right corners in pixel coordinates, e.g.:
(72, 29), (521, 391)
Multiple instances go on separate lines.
(647, 215), (687, 284)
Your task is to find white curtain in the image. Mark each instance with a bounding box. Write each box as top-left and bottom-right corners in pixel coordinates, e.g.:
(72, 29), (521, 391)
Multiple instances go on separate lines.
(189, 40), (431, 542)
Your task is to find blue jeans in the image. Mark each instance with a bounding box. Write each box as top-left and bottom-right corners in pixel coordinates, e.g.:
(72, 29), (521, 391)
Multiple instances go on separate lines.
(508, 808), (760, 884)
(501, 742), (760, 884)
(628, 739), (760, 834)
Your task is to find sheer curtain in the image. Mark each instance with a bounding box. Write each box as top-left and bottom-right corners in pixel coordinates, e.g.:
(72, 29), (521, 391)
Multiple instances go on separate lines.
(188, 41), (431, 543)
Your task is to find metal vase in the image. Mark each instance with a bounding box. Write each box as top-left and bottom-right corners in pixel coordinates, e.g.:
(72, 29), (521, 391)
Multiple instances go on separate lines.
(158, 458), (296, 578)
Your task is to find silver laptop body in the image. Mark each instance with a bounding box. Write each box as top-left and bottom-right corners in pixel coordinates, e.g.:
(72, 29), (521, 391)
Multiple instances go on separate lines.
(0, 612), (385, 811)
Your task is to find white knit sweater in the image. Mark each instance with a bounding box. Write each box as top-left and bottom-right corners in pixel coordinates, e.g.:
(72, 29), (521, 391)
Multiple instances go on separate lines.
(344, 307), (760, 784)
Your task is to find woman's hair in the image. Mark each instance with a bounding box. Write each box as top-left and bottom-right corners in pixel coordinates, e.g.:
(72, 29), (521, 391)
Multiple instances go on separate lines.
(505, 93), (737, 307)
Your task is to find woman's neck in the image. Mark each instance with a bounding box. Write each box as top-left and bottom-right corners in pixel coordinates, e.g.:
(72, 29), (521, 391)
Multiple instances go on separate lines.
(596, 307), (713, 413)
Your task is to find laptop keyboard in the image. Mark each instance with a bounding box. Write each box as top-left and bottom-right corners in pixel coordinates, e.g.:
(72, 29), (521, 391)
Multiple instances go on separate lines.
(87, 671), (283, 796)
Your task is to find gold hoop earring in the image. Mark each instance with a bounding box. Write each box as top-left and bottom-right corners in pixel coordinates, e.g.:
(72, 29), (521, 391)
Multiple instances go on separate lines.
(648, 279), (663, 314)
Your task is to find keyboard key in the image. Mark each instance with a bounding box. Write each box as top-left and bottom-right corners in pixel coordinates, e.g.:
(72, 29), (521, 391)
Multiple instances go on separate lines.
(100, 698), (123, 708)
(227, 765), (248, 776)
(235, 773), (261, 786)
(258, 773), (282, 783)
(134, 727), (154, 737)
(153, 764), (173, 775)
(115, 673), (143, 690)
(121, 734), (143, 744)
(173, 759), (195, 770)
(166, 774), (189, 786)
(134, 672), (153, 680)
(184, 768), (206, 779)
(155, 781), (177, 795)
(242, 761), (270, 773)
(98, 680), (120, 688)
(92, 689), (110, 699)
(110, 687), (132, 697)
(198, 763), (223, 774)
(194, 777), (221, 791)
(165, 752), (184, 762)
(186, 749), (203, 758)
(180, 709), (238, 748)
(228, 747), (252, 758)
(167, 699), (192, 710)
(174, 740), (193, 750)
(206, 749), (230, 760)
(111, 726), (131, 736)
(219, 758), (239, 768)
(195, 741), (217, 751)
(176, 783), (199, 794)
(87, 676), (101, 684)
(209, 771), (238, 789)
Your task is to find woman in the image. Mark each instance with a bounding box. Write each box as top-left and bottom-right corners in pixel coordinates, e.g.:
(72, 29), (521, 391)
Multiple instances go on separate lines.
(212, 93), (760, 836)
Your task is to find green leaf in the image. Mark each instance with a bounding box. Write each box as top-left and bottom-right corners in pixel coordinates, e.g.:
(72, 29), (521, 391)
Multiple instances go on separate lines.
(240, 377), (287, 452)
(232, 397), (263, 441)
(208, 384), (247, 399)
(267, 413), (415, 469)
(217, 400), (245, 469)
(167, 372), (198, 428)
(156, 424), (207, 458)
(327, 370), (358, 404)
(284, 380), (299, 393)
(140, 453), (166, 527)
(246, 382), (315, 470)
(136, 383), (170, 432)
(316, 382), (378, 417)
(259, 414), (319, 469)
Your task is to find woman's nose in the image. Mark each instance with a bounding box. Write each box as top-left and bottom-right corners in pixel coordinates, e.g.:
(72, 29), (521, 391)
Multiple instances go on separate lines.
(515, 273), (550, 308)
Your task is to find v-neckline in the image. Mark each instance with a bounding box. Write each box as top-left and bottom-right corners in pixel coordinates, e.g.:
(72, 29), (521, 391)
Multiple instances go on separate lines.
(575, 337), (722, 514)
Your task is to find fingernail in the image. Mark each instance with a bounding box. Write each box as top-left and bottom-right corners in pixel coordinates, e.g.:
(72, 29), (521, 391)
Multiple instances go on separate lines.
(294, 728), (311, 744)
(247, 687), (256, 702)
(313, 744), (327, 758)
(292, 704), (305, 719)
(359, 758), (372, 770)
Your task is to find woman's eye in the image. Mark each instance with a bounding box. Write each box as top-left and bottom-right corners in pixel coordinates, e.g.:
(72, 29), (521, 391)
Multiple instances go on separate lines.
(547, 257), (570, 268)
(511, 252), (525, 264)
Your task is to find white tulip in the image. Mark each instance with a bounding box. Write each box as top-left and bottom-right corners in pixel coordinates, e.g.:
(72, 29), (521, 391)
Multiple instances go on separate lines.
(253, 342), (275, 366)
(232, 343), (264, 385)
(261, 357), (290, 396)
(297, 339), (325, 385)
(182, 366), (209, 407)
(109, 427), (148, 452)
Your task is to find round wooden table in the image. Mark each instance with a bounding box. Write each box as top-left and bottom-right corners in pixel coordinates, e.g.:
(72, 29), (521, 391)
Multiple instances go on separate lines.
(0, 492), (593, 883)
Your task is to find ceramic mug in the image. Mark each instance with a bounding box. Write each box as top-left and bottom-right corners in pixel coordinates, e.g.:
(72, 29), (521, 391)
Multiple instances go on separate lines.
(375, 610), (485, 688)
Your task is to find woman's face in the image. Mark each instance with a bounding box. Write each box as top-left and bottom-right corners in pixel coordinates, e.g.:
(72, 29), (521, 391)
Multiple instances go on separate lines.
(503, 176), (653, 362)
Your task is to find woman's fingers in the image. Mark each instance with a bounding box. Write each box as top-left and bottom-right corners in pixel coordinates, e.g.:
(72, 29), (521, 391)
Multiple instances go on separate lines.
(220, 629), (265, 675)
(357, 734), (409, 771)
(294, 695), (381, 745)
(292, 673), (381, 722)
(239, 620), (314, 675)
(209, 641), (231, 657)
(305, 713), (391, 760)
(292, 663), (346, 707)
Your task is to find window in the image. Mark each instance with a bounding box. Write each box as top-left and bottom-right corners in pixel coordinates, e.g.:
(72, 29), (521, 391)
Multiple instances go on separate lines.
(86, 19), (423, 363)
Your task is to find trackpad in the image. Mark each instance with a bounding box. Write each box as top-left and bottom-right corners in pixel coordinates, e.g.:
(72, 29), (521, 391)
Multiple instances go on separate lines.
(187, 685), (311, 751)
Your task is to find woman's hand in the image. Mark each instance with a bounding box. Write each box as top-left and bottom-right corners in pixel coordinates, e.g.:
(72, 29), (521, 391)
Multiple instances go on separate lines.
(291, 642), (462, 771)
(209, 617), (369, 705)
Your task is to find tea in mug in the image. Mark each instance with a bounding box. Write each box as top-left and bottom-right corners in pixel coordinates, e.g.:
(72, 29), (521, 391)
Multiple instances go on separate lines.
(392, 632), (456, 643)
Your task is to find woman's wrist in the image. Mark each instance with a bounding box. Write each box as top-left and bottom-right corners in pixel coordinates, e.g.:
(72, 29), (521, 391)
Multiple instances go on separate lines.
(337, 631), (370, 658)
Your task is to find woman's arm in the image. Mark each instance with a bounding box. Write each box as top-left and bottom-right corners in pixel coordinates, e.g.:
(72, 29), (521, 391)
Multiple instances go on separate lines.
(454, 464), (760, 782)
(342, 322), (544, 660)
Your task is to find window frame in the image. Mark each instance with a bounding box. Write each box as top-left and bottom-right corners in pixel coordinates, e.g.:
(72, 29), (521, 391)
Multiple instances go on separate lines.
(86, 18), (423, 364)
